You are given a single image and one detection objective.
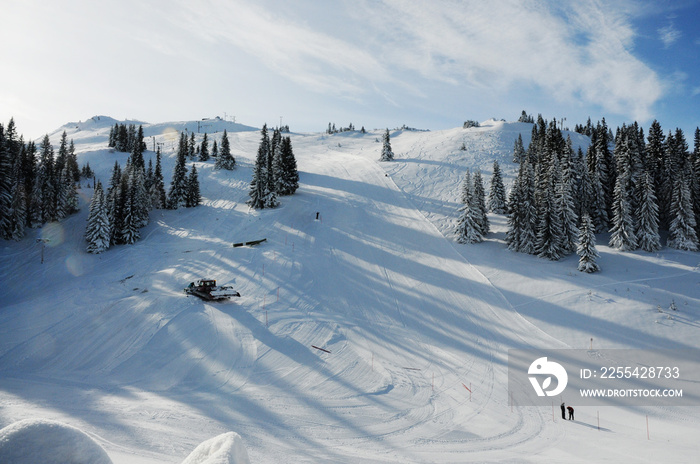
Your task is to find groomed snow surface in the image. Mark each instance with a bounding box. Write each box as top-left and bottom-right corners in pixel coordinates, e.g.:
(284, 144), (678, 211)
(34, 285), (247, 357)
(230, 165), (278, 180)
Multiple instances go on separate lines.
(1, 117), (699, 463)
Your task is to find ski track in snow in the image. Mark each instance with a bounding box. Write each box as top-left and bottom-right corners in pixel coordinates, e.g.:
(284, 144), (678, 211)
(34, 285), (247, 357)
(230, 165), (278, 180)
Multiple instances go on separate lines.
(1, 120), (699, 463)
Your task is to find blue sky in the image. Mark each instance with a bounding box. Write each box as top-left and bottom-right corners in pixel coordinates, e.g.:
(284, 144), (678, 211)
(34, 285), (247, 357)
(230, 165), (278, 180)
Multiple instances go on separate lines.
(1, 0), (699, 141)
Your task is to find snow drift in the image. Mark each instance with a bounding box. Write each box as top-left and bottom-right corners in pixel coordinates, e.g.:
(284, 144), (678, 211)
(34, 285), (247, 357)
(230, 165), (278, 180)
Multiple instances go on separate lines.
(0, 419), (113, 464)
(181, 432), (250, 464)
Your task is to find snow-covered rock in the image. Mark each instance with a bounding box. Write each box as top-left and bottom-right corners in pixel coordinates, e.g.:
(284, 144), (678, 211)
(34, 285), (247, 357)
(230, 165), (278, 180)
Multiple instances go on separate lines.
(181, 432), (250, 464)
(0, 419), (112, 464)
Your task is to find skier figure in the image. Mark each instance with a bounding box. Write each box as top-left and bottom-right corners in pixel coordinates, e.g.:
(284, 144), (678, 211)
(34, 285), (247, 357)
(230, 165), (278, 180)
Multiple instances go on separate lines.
(560, 402), (566, 420)
(567, 405), (574, 420)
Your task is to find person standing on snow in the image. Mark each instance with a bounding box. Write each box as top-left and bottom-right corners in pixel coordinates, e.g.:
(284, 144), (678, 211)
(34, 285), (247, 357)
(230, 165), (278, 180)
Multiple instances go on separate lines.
(560, 402), (566, 420)
(567, 406), (574, 420)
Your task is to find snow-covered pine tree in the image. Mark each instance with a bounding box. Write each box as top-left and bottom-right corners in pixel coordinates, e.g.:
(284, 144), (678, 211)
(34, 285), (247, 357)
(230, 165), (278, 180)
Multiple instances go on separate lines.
(105, 161), (122, 245)
(268, 128), (281, 196)
(189, 132), (196, 159)
(557, 142), (579, 254)
(38, 135), (59, 223)
(455, 202), (484, 244)
(185, 164), (201, 208)
(488, 160), (507, 214)
(609, 131), (638, 251)
(167, 133), (189, 209)
(693, 127), (700, 237)
(636, 170), (661, 252)
(85, 181), (110, 253)
(667, 171), (698, 251)
(379, 129), (394, 161)
(119, 171), (141, 245)
(129, 162), (149, 228)
(577, 213), (600, 273)
(9, 181), (27, 241)
(460, 169), (472, 204)
(248, 125), (270, 210)
(215, 130), (235, 170)
(55, 131), (68, 179)
(0, 124), (13, 238)
(211, 140), (218, 158)
(512, 133), (525, 163)
(67, 139), (80, 182)
(505, 167), (523, 251)
(58, 162), (79, 218)
(150, 148), (167, 209)
(274, 136), (299, 196)
(470, 170), (489, 236)
(535, 155), (565, 260)
(199, 133), (209, 161)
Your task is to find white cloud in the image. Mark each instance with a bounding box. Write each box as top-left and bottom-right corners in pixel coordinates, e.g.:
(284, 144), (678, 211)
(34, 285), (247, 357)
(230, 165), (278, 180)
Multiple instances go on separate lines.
(139, 0), (665, 122)
(659, 23), (682, 48)
(357, 0), (664, 121)
(171, 0), (393, 96)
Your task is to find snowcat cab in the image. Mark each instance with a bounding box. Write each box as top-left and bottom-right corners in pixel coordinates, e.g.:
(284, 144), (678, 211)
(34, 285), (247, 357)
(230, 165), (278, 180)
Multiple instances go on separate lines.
(184, 278), (240, 301)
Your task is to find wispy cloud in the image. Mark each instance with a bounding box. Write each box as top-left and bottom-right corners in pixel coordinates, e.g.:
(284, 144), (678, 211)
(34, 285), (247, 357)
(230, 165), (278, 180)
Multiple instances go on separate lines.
(168, 0), (664, 122)
(361, 0), (664, 121)
(172, 0), (393, 97)
(659, 23), (682, 48)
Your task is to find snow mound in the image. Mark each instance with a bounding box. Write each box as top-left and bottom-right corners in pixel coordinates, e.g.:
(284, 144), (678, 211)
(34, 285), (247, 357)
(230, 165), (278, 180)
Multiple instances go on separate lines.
(181, 432), (250, 464)
(0, 419), (113, 464)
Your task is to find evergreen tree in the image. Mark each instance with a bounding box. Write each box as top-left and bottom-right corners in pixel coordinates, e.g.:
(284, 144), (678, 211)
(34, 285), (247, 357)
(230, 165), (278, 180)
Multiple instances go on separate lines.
(211, 140), (219, 159)
(116, 124), (128, 152)
(470, 171), (489, 236)
(37, 135), (57, 223)
(460, 169), (472, 204)
(519, 159), (538, 254)
(199, 133), (210, 161)
(58, 162), (79, 218)
(557, 140), (579, 254)
(512, 133), (525, 163)
(0, 124), (13, 238)
(185, 164), (201, 207)
(249, 124), (270, 209)
(455, 202), (484, 244)
(608, 153), (638, 251)
(586, 142), (609, 233)
(85, 181), (110, 253)
(488, 160), (507, 214)
(275, 136), (299, 195)
(636, 171), (661, 252)
(151, 148), (167, 209)
(693, 127), (700, 237)
(215, 130), (235, 170)
(379, 129), (394, 161)
(267, 128), (280, 199)
(505, 165), (524, 251)
(9, 181), (27, 241)
(168, 132), (189, 208)
(577, 213), (600, 273)
(129, 162), (149, 228)
(119, 172), (141, 245)
(535, 155), (564, 260)
(67, 139), (80, 182)
(106, 163), (124, 245)
(55, 131), (68, 178)
(189, 132), (196, 159)
(667, 171), (698, 251)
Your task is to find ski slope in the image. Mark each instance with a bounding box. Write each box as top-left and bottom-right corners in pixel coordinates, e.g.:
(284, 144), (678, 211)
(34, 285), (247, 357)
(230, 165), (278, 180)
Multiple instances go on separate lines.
(1, 119), (699, 463)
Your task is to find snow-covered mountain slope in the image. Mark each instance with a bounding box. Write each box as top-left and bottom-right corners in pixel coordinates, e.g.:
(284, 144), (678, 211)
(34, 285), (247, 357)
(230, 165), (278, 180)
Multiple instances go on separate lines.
(0, 119), (698, 463)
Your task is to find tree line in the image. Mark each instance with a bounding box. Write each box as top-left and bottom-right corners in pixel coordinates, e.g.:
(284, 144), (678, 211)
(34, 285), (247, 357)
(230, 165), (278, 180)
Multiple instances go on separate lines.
(458, 114), (700, 272)
(0, 120), (81, 241)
